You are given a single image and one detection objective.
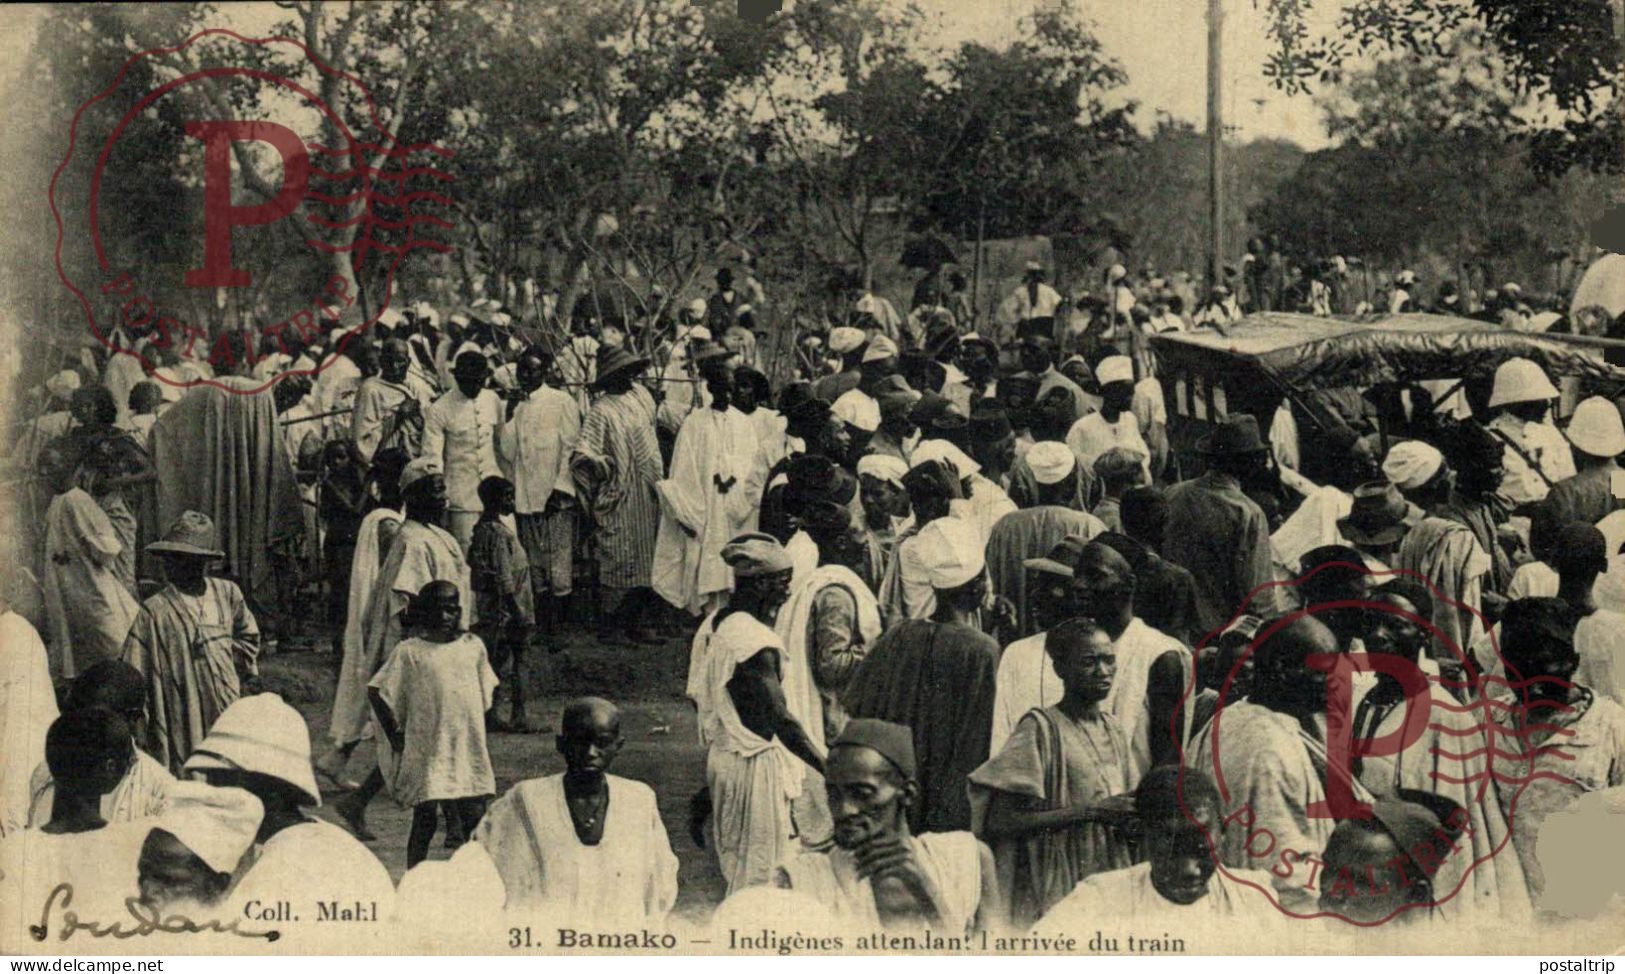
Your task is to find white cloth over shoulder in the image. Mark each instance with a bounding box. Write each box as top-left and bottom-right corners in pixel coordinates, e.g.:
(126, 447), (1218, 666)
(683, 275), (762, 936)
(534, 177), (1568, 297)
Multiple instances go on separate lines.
(1, 612), (57, 837)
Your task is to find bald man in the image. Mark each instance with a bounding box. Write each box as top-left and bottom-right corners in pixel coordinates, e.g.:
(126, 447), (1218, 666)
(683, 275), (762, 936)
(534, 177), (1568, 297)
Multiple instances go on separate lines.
(1190, 614), (1372, 912)
(352, 338), (434, 462)
(1038, 767), (1275, 927)
(473, 697), (678, 923)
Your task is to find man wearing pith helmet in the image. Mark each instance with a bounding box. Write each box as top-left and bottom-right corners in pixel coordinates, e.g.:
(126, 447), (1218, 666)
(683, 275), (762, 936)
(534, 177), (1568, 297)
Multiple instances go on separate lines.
(1483, 357), (1573, 510)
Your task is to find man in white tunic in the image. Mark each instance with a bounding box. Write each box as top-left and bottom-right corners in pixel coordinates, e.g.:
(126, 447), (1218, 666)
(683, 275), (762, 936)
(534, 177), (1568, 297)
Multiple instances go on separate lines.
(1038, 767), (1276, 932)
(422, 351), (503, 552)
(1, 603), (57, 836)
(39, 447), (140, 682)
(498, 348), (582, 629)
(1483, 357), (1575, 511)
(473, 697), (678, 923)
(1191, 615), (1371, 913)
(654, 344), (762, 616)
(693, 534), (825, 894)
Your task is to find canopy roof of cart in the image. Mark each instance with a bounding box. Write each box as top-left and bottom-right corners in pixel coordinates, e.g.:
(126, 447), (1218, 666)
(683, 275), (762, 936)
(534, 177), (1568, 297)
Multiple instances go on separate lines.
(1148, 312), (1625, 389)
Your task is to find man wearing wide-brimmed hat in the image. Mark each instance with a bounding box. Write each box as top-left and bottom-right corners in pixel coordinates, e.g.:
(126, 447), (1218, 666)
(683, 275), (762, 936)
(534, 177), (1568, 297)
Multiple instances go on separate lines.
(122, 511), (259, 774)
(1162, 415), (1277, 633)
(1484, 356), (1575, 509)
(572, 342), (665, 644)
(1336, 481), (1421, 572)
(1533, 396), (1625, 540)
(995, 261), (1062, 349)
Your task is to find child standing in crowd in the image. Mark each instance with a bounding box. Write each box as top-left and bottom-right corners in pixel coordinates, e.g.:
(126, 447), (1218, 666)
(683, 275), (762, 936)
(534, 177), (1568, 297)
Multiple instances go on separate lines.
(124, 382), (164, 448)
(319, 440), (368, 656)
(368, 580), (498, 868)
(469, 475), (535, 732)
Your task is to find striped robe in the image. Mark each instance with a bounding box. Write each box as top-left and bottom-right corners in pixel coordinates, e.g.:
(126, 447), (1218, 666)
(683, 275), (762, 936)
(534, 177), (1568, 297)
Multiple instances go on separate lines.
(573, 386), (662, 589)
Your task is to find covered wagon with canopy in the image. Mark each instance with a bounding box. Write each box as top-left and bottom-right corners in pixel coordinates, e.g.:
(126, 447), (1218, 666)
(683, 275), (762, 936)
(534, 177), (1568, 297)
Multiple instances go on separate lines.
(1146, 311), (1625, 484)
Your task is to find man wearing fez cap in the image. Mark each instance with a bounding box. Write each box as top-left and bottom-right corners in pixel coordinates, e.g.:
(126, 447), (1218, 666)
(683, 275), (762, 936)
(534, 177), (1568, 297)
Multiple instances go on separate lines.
(1066, 355), (1151, 481)
(687, 533), (826, 893)
(1162, 414), (1277, 633)
(847, 517), (998, 834)
(985, 441), (1104, 641)
(422, 350), (503, 552)
(769, 718), (1000, 934)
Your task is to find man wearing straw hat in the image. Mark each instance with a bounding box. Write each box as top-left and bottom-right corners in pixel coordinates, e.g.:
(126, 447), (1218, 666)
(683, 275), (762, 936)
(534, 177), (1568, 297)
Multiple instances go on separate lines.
(573, 343), (665, 645)
(122, 511), (259, 773)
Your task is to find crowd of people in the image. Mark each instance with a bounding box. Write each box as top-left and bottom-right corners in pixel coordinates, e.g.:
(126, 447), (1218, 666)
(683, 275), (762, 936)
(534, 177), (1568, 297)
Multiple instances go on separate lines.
(2, 253), (1623, 944)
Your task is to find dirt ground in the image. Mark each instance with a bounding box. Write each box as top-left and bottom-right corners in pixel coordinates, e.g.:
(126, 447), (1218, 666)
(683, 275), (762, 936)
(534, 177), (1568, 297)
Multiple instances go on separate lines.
(260, 622), (727, 922)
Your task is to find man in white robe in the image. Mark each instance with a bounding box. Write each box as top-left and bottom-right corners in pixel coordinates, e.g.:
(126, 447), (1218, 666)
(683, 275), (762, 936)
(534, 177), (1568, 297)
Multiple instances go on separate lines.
(421, 351), (503, 552)
(498, 349), (582, 627)
(1191, 615), (1371, 913)
(693, 535), (824, 894)
(40, 463), (140, 682)
(473, 698), (677, 923)
(1352, 581), (1529, 920)
(654, 345), (762, 616)
(1038, 767), (1276, 935)
(1, 606), (56, 837)
(26, 659), (171, 830)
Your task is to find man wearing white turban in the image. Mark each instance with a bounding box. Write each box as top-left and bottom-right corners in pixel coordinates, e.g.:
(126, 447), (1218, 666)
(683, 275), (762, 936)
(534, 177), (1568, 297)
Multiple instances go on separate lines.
(1386, 442), (1492, 660)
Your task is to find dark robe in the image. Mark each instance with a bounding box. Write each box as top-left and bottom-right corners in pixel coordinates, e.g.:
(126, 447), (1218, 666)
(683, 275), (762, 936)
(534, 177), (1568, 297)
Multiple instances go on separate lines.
(843, 619), (998, 833)
(147, 379), (303, 612)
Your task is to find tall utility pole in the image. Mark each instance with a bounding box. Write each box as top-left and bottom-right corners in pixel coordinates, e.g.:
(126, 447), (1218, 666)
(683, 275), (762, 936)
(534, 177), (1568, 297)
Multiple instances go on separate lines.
(1207, 0), (1225, 291)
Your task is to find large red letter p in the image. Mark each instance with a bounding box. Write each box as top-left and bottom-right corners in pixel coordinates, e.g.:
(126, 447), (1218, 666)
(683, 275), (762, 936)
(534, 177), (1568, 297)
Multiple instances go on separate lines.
(1305, 651), (1434, 819)
(185, 121), (309, 287)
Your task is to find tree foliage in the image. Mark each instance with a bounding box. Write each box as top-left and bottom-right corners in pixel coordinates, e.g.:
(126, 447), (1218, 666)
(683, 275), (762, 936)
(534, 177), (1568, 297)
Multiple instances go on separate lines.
(1256, 0), (1620, 176)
